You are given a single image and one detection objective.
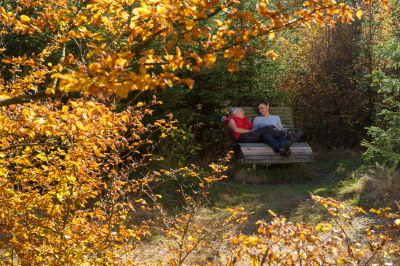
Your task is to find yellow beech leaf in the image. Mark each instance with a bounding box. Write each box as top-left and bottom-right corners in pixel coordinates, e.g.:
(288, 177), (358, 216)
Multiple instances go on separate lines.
(156, 5), (167, 14)
(22, 109), (30, 116)
(20, 15), (30, 22)
(269, 32), (276, 40)
(27, 131), (35, 139)
(356, 9), (363, 19)
(250, 256), (259, 266)
(315, 223), (333, 232)
(116, 86), (130, 97)
(395, 219), (400, 226)
(45, 87), (55, 94)
(203, 177), (215, 183)
(115, 58), (127, 67)
(56, 193), (64, 202)
(246, 236), (259, 245)
(185, 22), (194, 30)
(50, 73), (63, 79)
(89, 62), (101, 73)
(121, 11), (129, 20)
(215, 19), (223, 27)
(76, 121), (86, 131)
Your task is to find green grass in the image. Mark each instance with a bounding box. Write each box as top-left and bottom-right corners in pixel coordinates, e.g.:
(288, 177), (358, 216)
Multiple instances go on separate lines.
(207, 150), (366, 232)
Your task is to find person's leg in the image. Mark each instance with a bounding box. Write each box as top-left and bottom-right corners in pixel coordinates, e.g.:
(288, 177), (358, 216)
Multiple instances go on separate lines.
(277, 135), (288, 148)
(237, 131), (261, 143)
(237, 127), (273, 143)
(261, 133), (281, 151)
(277, 135), (291, 156)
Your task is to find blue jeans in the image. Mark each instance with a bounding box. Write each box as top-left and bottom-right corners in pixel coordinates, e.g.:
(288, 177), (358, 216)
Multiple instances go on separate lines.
(262, 132), (287, 151)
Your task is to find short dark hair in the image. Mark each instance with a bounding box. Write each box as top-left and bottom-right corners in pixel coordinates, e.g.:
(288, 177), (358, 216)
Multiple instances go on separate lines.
(256, 100), (269, 107)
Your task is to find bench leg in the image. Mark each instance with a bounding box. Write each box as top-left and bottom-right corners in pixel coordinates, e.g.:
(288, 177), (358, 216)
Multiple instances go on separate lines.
(252, 163), (256, 170)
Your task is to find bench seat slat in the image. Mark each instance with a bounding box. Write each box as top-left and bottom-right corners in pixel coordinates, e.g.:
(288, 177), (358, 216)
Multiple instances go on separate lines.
(242, 157), (314, 164)
(242, 151), (313, 156)
(241, 147), (312, 153)
(239, 143), (311, 148)
(243, 155), (314, 160)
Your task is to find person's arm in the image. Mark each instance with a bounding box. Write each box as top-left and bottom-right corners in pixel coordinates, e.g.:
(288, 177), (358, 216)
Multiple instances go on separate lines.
(276, 116), (284, 131)
(228, 119), (250, 133)
(253, 117), (259, 130)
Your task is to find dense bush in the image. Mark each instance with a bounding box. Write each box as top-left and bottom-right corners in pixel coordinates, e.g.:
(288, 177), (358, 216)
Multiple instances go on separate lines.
(283, 23), (382, 148)
(363, 5), (400, 167)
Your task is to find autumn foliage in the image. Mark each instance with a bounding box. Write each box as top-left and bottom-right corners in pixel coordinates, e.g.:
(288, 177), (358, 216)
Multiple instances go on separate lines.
(0, 0), (381, 103)
(227, 196), (399, 265)
(0, 99), (176, 263)
(0, 0), (395, 264)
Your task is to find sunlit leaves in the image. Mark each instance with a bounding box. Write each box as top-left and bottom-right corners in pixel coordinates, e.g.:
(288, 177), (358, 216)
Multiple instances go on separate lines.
(0, 97), (178, 263)
(224, 197), (399, 265)
(265, 50), (278, 60)
(0, 0), (387, 103)
(315, 222), (333, 232)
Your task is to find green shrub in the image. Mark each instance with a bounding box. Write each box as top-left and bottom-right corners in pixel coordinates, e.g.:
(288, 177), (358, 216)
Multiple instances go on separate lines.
(362, 6), (400, 167)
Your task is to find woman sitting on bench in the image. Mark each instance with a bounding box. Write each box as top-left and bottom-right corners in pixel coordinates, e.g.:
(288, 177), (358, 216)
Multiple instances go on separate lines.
(224, 107), (291, 157)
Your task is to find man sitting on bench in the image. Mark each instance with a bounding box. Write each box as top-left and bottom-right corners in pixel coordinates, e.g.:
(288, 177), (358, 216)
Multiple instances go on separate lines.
(253, 101), (292, 157)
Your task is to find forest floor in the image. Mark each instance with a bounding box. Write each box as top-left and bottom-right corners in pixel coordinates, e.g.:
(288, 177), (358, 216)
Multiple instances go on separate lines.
(131, 149), (396, 264)
(208, 149), (366, 232)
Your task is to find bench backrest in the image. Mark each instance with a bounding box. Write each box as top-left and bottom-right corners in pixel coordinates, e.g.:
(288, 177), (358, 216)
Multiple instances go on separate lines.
(242, 107), (295, 132)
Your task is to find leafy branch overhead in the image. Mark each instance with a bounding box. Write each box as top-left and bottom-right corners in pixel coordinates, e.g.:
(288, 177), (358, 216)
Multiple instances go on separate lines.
(0, 0), (383, 105)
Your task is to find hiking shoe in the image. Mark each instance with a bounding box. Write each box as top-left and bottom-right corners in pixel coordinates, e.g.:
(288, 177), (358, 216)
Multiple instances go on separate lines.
(279, 148), (291, 157)
(279, 141), (291, 157)
(288, 130), (304, 143)
(283, 141), (291, 153)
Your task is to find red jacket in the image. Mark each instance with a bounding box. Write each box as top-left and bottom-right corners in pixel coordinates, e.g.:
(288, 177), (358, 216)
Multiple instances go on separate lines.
(224, 115), (252, 140)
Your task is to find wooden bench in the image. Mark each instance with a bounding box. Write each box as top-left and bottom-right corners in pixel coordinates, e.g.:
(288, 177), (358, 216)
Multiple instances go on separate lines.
(234, 107), (314, 166)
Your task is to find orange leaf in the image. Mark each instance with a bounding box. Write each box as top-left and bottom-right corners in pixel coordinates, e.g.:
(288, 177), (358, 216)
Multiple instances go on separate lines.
(184, 78), (194, 89)
(203, 54), (217, 68)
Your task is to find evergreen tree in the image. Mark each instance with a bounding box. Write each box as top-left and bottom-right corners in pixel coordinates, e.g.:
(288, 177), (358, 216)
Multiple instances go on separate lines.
(363, 2), (400, 167)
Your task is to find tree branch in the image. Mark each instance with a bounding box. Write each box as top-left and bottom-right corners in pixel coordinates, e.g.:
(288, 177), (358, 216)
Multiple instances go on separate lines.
(0, 90), (63, 107)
